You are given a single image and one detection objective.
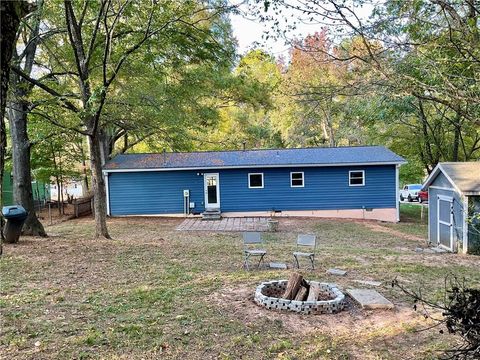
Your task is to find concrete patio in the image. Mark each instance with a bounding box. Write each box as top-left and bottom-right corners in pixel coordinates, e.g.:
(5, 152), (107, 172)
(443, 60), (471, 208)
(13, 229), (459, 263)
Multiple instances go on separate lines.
(176, 217), (269, 232)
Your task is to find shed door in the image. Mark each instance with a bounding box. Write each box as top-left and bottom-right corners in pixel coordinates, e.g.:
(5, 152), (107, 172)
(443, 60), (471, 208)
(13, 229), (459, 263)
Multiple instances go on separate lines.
(437, 195), (454, 251)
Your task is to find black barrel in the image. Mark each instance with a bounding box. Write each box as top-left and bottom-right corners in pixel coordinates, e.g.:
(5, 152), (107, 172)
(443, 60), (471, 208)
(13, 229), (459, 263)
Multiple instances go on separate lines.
(2, 205), (28, 243)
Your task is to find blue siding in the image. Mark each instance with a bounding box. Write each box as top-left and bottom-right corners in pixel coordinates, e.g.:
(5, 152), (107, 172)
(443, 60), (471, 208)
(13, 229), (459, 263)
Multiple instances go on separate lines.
(108, 165), (396, 215)
(109, 171), (204, 215)
(428, 173), (464, 250)
(430, 172), (454, 188)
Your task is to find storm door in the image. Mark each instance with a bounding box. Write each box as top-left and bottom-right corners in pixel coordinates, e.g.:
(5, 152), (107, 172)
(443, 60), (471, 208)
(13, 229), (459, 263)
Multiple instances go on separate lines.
(204, 173), (220, 209)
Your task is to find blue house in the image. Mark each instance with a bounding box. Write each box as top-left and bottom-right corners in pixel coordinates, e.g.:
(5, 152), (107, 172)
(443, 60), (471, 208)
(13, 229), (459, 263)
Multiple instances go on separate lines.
(103, 146), (405, 222)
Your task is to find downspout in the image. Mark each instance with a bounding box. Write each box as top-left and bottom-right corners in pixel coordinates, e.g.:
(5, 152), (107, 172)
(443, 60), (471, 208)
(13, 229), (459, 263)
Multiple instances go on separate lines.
(104, 171), (110, 216)
(428, 195), (431, 246)
(395, 164), (400, 222)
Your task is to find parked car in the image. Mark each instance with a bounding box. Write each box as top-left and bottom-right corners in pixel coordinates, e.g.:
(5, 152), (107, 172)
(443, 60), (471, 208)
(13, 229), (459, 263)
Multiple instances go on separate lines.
(399, 184), (422, 202)
(418, 190), (428, 203)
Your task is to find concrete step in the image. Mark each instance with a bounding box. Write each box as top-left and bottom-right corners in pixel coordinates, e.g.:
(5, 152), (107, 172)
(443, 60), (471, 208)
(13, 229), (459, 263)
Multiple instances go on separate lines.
(202, 209), (222, 220)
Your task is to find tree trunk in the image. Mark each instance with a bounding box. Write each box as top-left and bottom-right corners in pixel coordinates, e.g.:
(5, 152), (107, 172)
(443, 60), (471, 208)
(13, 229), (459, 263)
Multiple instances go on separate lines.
(51, 146), (61, 215)
(60, 180), (64, 215)
(418, 100), (436, 171)
(452, 126), (460, 162)
(80, 141), (89, 193)
(452, 114), (462, 162)
(321, 105), (335, 147)
(5, 0), (44, 238)
(88, 133), (111, 239)
(56, 178), (61, 214)
(8, 69), (45, 236)
(98, 129), (108, 166)
(58, 153), (64, 215)
(0, 1), (34, 248)
(8, 99), (46, 236)
(98, 128), (115, 166)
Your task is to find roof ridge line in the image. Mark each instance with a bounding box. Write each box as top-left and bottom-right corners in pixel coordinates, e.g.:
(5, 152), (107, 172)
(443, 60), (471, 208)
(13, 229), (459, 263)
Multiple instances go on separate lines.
(115, 145), (386, 156)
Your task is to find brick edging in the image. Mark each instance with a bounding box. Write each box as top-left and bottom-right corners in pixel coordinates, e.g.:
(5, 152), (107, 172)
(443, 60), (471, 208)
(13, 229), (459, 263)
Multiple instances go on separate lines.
(254, 280), (345, 314)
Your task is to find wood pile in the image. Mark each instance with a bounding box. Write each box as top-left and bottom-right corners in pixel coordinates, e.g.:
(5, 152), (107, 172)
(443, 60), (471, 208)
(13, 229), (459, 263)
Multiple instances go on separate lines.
(282, 272), (322, 302)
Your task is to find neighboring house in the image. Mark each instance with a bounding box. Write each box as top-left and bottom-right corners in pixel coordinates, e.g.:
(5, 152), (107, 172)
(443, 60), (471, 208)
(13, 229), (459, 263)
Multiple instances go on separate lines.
(31, 180), (51, 205)
(1, 171), (50, 206)
(50, 180), (84, 200)
(422, 162), (480, 254)
(103, 146), (405, 222)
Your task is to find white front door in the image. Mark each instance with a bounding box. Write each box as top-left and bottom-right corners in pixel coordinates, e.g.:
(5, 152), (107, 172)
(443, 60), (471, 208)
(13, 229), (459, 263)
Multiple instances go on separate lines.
(204, 173), (220, 209)
(437, 195), (454, 251)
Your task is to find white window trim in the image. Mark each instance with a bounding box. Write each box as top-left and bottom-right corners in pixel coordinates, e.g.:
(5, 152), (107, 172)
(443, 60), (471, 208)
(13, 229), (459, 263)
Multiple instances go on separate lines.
(349, 170), (365, 187)
(290, 172), (304, 188)
(248, 173), (264, 189)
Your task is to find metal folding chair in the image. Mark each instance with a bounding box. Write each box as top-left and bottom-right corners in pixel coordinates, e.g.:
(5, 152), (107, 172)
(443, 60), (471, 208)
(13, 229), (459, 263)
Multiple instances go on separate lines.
(293, 234), (316, 270)
(243, 232), (266, 270)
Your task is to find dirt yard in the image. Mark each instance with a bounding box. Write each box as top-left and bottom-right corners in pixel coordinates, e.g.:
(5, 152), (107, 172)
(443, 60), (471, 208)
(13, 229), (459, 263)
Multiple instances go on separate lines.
(1, 211), (479, 359)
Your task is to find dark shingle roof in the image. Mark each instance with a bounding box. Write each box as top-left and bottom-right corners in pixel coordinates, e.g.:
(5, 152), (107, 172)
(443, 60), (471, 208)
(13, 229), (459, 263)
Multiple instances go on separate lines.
(103, 146), (405, 171)
(423, 162), (480, 194)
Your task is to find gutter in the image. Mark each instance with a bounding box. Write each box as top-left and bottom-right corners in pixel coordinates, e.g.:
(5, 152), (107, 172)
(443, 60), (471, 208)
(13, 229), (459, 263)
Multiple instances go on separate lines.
(103, 161), (407, 173)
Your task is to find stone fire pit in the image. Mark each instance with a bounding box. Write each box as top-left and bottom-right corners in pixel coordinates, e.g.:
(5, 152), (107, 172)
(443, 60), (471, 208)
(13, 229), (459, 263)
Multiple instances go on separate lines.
(254, 280), (345, 314)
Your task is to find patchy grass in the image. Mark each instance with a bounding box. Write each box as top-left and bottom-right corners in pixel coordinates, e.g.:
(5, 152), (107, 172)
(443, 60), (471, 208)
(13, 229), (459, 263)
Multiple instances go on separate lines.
(400, 203), (428, 224)
(380, 204), (429, 239)
(1, 211), (478, 359)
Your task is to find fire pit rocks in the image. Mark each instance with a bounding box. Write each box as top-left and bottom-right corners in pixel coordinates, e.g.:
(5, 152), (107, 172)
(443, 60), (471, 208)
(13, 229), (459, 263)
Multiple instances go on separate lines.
(254, 279), (345, 314)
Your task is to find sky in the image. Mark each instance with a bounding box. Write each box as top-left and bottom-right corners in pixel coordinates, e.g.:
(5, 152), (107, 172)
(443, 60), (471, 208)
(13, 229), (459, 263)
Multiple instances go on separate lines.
(229, 5), (314, 57)
(229, 1), (374, 58)
(229, 13), (290, 56)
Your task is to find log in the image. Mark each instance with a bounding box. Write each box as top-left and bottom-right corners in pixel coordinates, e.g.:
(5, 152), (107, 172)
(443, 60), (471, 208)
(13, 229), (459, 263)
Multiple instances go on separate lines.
(295, 286), (308, 301)
(307, 281), (321, 302)
(282, 272), (303, 300)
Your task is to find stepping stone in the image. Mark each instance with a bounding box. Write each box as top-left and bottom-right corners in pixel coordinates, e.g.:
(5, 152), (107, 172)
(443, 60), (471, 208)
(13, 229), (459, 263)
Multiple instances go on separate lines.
(269, 262), (287, 269)
(346, 288), (394, 309)
(327, 268), (347, 276)
(415, 247), (435, 254)
(431, 247), (448, 253)
(353, 280), (382, 287)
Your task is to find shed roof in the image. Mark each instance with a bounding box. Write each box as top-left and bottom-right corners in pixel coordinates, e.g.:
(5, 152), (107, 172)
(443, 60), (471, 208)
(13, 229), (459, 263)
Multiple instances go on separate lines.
(423, 162), (480, 195)
(103, 146), (405, 171)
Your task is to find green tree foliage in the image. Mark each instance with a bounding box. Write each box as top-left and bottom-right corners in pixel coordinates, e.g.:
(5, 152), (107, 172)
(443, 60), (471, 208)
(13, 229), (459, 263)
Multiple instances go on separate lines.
(255, 0), (480, 178)
(29, 115), (83, 191)
(272, 32), (374, 148)
(15, 0), (238, 238)
(196, 49), (283, 150)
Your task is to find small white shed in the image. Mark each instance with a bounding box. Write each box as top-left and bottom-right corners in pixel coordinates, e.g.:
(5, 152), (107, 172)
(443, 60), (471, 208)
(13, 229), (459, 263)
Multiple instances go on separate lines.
(423, 162), (480, 254)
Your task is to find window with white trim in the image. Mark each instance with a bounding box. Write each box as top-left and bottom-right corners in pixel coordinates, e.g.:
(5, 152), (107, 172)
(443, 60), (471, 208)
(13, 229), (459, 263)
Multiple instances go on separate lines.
(349, 170), (365, 186)
(290, 172), (304, 187)
(248, 173), (264, 188)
